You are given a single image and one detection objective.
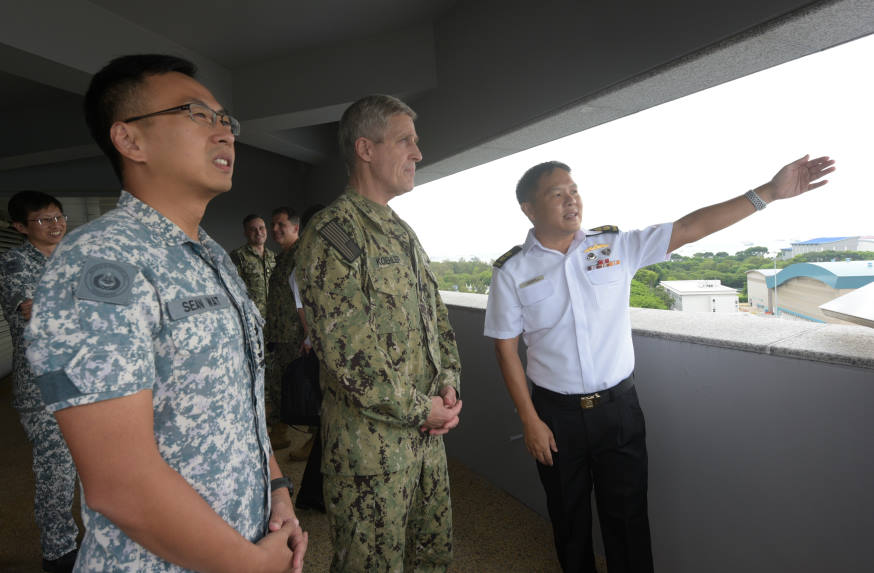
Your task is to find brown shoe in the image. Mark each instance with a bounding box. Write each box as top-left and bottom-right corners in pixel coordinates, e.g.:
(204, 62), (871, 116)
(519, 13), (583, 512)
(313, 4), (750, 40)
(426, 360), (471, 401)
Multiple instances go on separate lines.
(287, 433), (315, 461)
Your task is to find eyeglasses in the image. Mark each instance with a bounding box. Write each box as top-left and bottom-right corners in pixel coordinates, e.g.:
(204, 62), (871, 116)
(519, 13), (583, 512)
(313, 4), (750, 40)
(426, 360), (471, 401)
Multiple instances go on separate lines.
(28, 215), (68, 226)
(122, 102), (240, 136)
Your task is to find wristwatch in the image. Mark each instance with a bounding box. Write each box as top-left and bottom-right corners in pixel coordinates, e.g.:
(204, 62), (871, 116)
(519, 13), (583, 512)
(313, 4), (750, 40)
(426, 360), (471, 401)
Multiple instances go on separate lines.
(270, 476), (294, 497)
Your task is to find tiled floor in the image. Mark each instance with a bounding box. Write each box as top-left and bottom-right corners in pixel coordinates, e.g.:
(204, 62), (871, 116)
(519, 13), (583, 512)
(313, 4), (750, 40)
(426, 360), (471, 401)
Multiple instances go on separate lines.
(1, 377), (563, 572)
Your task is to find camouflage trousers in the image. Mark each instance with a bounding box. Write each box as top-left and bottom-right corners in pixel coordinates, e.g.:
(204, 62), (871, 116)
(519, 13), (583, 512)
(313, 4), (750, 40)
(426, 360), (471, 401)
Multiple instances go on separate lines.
(265, 342), (298, 425)
(325, 438), (452, 573)
(18, 407), (79, 559)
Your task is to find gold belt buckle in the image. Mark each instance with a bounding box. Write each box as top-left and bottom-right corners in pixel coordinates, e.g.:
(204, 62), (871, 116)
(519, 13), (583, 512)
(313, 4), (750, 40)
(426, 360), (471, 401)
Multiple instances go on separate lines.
(580, 393), (601, 409)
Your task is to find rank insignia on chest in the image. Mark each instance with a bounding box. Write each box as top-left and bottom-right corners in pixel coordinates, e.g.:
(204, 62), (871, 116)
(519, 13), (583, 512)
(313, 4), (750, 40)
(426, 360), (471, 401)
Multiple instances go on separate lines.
(583, 243), (608, 254)
(586, 259), (620, 271)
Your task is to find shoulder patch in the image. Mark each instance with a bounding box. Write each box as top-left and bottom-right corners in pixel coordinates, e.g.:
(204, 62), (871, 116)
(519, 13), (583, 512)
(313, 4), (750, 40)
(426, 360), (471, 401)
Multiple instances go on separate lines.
(588, 225), (619, 235)
(75, 257), (138, 305)
(318, 218), (361, 263)
(493, 245), (522, 269)
(1, 257), (22, 275)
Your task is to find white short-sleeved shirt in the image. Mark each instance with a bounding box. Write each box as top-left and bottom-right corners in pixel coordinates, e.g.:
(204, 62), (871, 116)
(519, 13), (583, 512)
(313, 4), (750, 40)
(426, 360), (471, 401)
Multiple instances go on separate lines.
(289, 270), (303, 310)
(484, 223), (672, 394)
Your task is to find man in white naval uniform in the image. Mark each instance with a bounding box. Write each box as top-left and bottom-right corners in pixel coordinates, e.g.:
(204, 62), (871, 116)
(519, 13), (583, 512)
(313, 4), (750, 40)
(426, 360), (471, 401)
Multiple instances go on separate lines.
(484, 156), (834, 573)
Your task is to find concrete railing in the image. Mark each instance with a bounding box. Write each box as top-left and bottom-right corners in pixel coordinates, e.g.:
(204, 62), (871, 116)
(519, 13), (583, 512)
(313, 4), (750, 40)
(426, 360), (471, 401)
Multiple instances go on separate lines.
(441, 291), (874, 573)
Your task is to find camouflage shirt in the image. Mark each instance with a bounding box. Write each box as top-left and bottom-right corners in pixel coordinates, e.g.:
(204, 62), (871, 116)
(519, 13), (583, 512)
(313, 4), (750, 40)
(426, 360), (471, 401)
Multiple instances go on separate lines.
(25, 191), (271, 571)
(229, 243), (275, 317)
(263, 244), (304, 348)
(0, 239), (46, 412)
(295, 188), (461, 476)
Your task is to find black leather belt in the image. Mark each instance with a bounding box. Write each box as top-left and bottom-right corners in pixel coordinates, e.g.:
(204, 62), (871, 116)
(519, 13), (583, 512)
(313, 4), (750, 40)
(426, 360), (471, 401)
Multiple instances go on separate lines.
(534, 374), (634, 410)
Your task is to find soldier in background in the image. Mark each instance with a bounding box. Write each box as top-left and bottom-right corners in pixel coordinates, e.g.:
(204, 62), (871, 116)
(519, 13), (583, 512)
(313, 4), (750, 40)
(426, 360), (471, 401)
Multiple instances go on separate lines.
(0, 190), (78, 573)
(230, 213), (276, 317)
(264, 206), (303, 451)
(295, 94), (462, 572)
(25, 54), (306, 572)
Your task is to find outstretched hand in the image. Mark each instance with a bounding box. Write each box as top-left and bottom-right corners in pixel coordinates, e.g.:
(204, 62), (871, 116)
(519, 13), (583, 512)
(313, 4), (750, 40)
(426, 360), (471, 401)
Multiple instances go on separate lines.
(767, 155), (835, 201)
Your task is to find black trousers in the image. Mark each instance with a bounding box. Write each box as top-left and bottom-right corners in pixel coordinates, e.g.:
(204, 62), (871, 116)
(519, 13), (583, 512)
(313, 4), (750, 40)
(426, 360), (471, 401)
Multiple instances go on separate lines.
(532, 383), (653, 573)
(296, 431), (324, 506)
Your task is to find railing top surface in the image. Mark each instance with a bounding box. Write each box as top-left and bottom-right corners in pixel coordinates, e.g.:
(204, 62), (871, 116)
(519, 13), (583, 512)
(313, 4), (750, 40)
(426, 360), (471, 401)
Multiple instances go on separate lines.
(440, 291), (874, 371)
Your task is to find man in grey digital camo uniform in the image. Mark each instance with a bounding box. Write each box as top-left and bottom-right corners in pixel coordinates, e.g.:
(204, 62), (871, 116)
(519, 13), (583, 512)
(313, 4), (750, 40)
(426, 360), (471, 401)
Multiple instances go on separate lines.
(295, 95), (463, 572)
(25, 54), (307, 572)
(0, 191), (78, 572)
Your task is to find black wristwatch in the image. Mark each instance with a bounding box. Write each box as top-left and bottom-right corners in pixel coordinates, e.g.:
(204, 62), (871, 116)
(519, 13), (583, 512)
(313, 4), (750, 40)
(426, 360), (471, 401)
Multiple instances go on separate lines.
(270, 476), (294, 497)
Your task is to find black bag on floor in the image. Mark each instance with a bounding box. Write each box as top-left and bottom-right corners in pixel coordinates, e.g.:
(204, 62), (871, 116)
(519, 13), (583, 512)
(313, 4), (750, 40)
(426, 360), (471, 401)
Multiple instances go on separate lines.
(280, 352), (322, 426)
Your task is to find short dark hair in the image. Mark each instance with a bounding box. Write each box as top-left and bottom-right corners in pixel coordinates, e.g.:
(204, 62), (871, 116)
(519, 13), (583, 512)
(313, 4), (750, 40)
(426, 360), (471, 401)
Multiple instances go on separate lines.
(242, 213), (263, 227)
(8, 191), (63, 224)
(271, 206), (300, 226)
(338, 94), (417, 172)
(84, 54), (197, 183)
(515, 161), (571, 204)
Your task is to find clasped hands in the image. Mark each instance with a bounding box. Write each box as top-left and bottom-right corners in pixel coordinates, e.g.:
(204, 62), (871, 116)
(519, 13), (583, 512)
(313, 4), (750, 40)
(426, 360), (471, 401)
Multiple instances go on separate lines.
(421, 386), (462, 436)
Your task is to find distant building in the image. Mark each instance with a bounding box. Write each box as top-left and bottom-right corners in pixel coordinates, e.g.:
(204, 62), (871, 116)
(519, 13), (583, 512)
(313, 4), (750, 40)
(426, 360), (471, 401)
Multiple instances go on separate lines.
(659, 280), (739, 313)
(746, 268), (779, 314)
(789, 236), (874, 257)
(746, 260), (874, 323)
(820, 281), (874, 329)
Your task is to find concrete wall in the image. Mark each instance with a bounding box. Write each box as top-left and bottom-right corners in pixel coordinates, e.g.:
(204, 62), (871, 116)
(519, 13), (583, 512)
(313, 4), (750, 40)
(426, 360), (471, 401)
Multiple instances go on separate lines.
(203, 144), (313, 251)
(443, 299), (874, 573)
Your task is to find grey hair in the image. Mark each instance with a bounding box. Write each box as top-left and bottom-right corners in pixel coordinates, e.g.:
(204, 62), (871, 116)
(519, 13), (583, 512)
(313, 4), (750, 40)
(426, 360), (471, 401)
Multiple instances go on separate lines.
(338, 94), (417, 171)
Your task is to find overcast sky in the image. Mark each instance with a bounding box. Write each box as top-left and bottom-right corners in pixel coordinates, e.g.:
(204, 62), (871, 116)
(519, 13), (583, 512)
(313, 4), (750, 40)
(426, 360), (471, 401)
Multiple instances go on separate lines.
(392, 33), (873, 261)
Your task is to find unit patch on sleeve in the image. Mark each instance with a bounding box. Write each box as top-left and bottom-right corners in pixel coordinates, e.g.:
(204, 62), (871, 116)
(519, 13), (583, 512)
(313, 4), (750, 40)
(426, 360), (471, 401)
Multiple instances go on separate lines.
(75, 257), (138, 305)
(319, 218), (362, 262)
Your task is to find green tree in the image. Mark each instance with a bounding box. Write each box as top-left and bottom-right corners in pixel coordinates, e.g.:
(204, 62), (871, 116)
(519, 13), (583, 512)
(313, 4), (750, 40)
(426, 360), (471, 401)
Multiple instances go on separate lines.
(735, 246), (769, 258)
(629, 279), (670, 309)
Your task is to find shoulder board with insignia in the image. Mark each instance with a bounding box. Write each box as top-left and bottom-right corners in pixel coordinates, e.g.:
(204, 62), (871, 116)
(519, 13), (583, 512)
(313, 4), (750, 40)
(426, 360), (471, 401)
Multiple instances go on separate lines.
(588, 225), (619, 235)
(493, 245), (522, 269)
(318, 218), (362, 263)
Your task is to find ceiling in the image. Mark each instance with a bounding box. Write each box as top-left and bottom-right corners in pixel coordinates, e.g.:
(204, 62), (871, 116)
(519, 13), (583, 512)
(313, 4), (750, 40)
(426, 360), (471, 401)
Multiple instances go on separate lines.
(1, 0), (872, 188)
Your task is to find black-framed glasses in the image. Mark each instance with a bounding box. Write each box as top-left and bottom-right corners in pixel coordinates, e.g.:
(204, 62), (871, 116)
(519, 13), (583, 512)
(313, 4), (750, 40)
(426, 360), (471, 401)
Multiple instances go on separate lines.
(122, 102), (240, 136)
(28, 215), (68, 226)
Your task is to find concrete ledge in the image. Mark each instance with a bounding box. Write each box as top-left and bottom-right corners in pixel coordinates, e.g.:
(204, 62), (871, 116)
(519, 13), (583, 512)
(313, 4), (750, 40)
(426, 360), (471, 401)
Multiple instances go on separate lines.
(440, 291), (874, 371)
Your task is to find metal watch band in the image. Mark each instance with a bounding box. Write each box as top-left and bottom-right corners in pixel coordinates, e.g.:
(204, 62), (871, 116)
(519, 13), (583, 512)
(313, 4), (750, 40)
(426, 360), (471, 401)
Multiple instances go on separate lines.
(744, 189), (767, 211)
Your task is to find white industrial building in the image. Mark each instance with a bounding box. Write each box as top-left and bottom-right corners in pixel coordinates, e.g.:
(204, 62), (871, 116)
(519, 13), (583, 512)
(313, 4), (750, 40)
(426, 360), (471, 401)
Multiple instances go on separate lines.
(747, 268), (780, 314)
(659, 280), (739, 313)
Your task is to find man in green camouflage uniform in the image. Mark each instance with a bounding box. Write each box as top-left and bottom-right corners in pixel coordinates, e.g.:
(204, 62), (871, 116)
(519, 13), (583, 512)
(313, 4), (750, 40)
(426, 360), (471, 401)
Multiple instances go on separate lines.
(264, 207), (304, 441)
(230, 213), (276, 317)
(295, 95), (463, 572)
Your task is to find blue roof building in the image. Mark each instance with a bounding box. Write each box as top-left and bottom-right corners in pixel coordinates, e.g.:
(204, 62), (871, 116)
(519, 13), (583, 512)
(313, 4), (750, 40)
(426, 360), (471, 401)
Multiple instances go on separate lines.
(790, 236), (874, 257)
